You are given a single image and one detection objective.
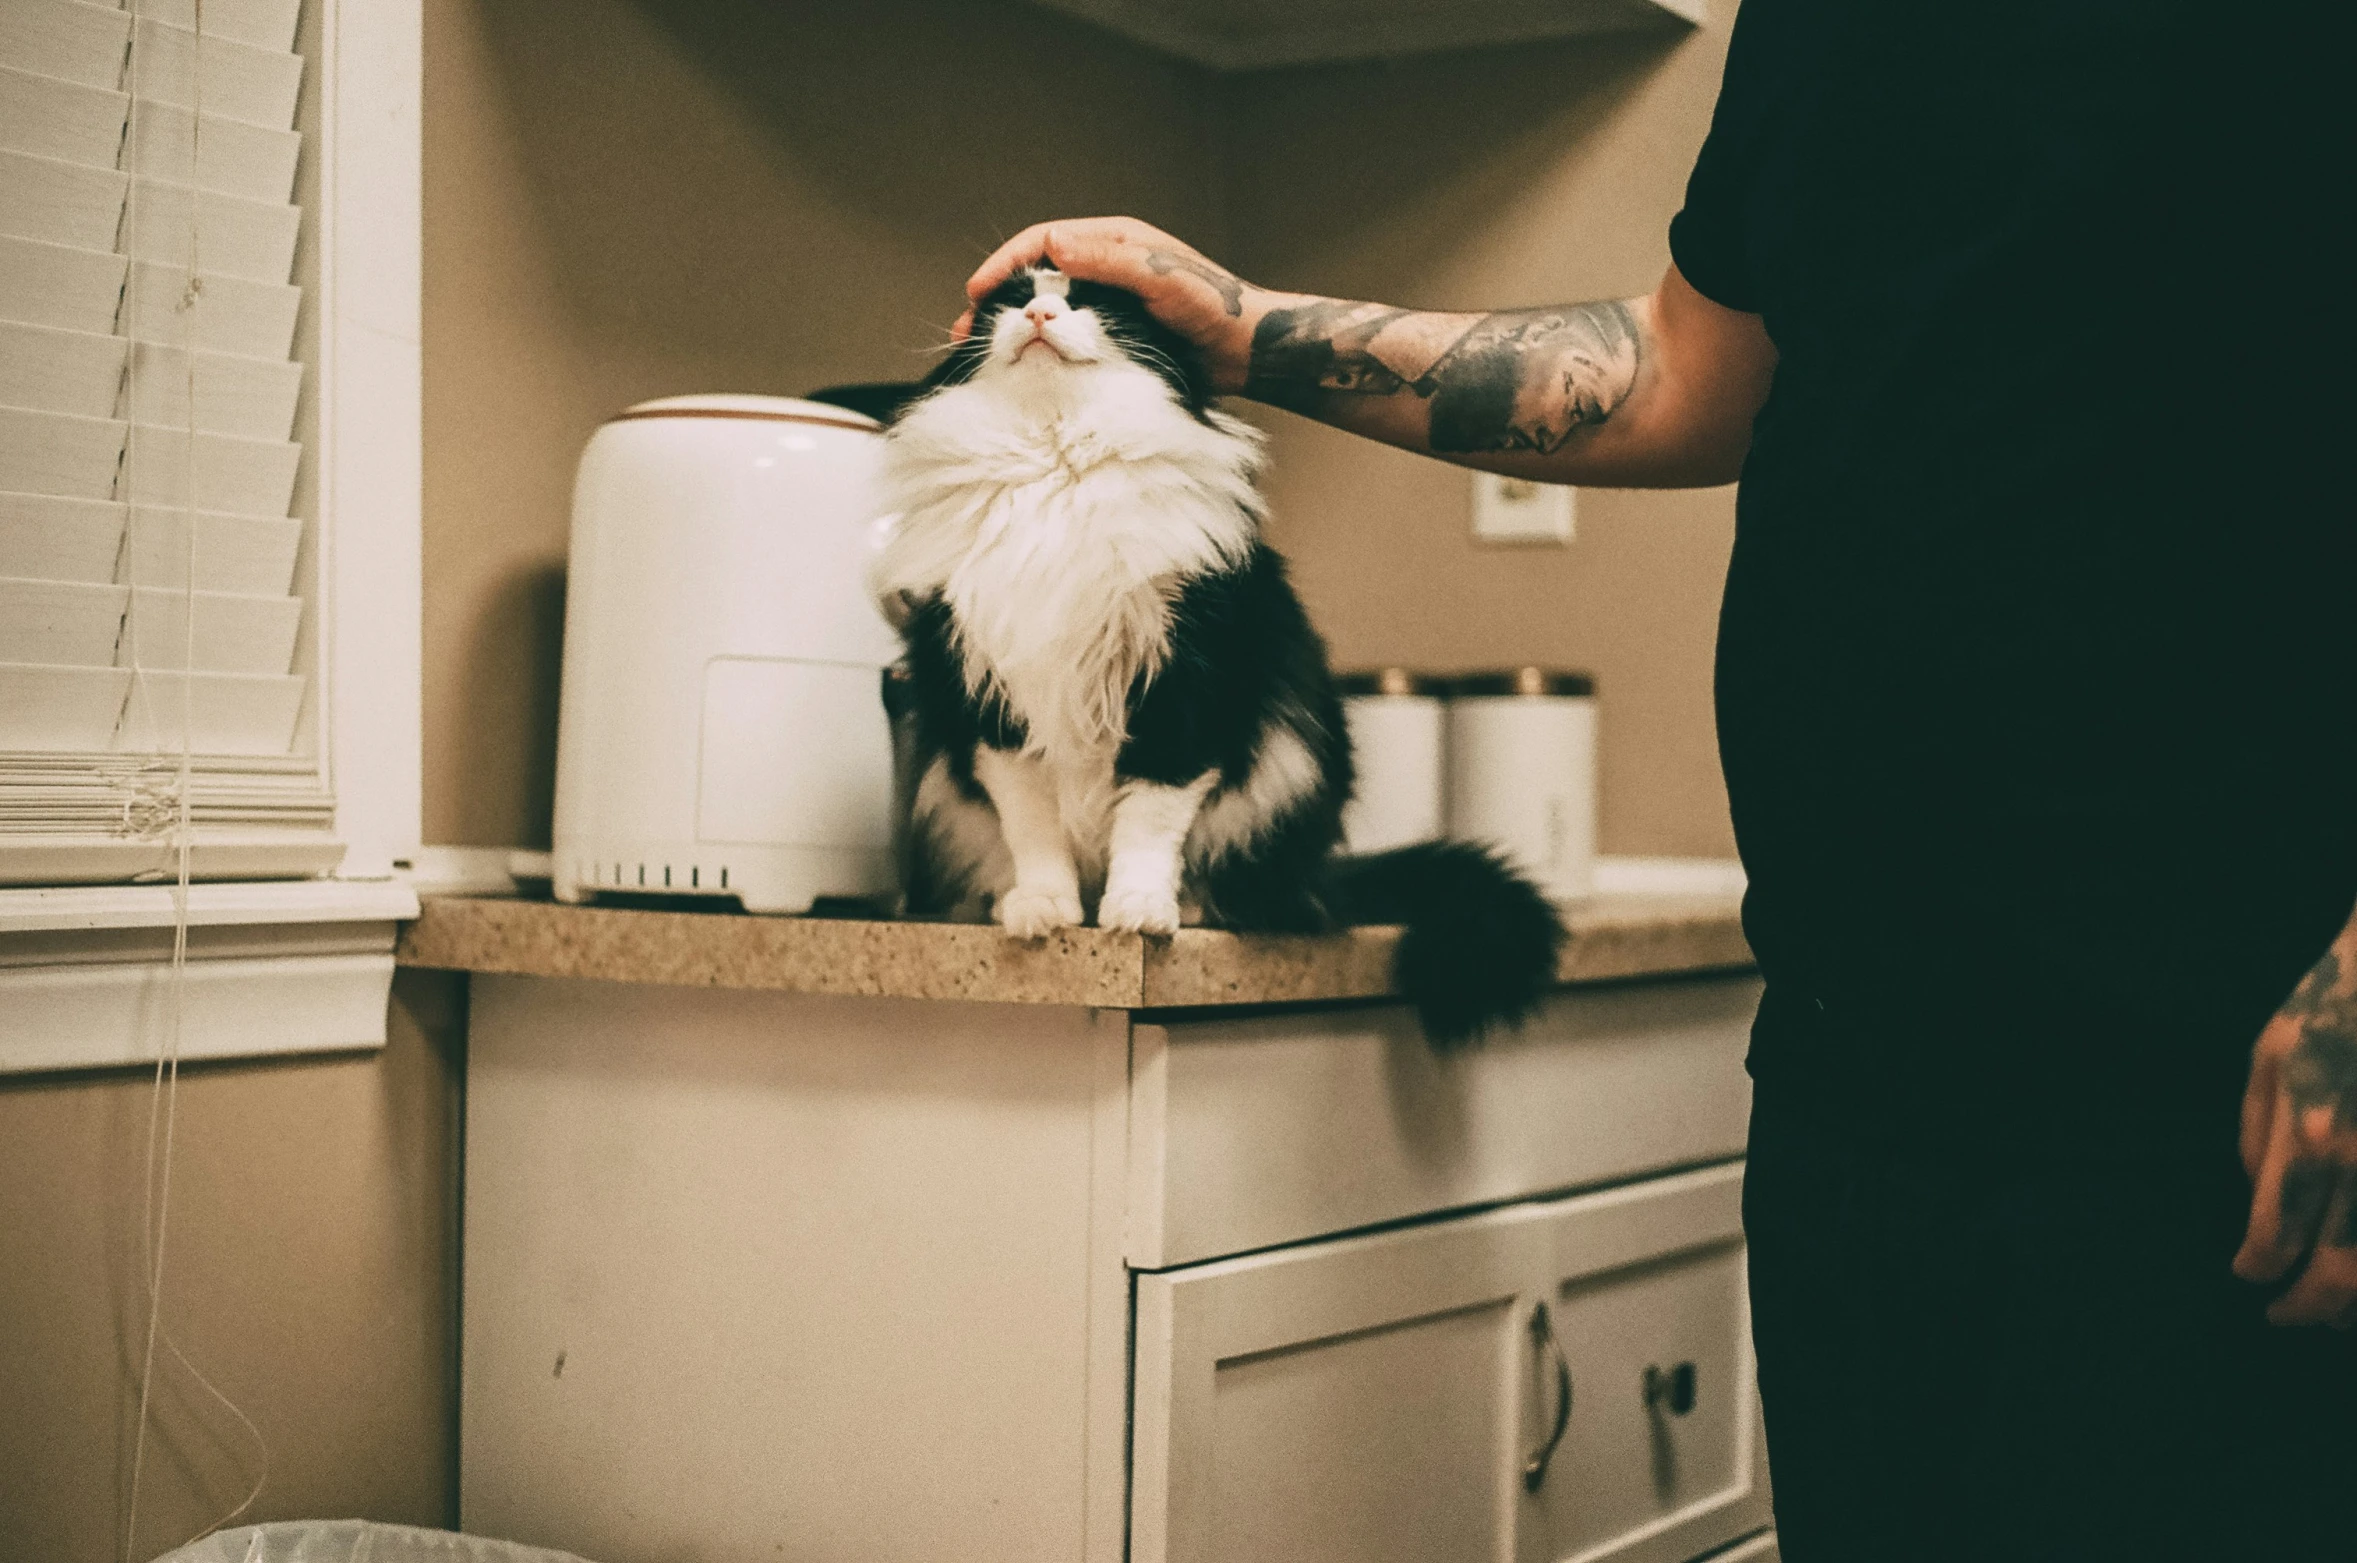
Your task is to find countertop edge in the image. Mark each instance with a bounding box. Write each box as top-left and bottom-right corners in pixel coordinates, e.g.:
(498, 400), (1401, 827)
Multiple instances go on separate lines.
(395, 891), (1752, 1010)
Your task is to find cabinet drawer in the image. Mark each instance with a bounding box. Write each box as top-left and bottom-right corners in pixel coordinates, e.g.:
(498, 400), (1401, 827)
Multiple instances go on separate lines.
(1131, 1163), (1767, 1563)
(1129, 976), (1759, 1267)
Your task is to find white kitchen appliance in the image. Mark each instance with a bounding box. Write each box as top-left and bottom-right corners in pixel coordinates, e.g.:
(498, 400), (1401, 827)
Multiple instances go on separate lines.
(551, 394), (901, 914)
(1445, 667), (1598, 902)
(1337, 667), (1447, 853)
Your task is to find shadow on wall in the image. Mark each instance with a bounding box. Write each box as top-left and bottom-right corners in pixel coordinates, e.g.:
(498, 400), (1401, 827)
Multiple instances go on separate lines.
(1223, 29), (1695, 300)
(461, 0), (1227, 372)
(455, 563), (565, 852)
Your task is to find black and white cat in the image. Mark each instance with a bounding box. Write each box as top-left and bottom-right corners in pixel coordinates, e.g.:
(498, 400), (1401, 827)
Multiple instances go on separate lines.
(871, 266), (1563, 1043)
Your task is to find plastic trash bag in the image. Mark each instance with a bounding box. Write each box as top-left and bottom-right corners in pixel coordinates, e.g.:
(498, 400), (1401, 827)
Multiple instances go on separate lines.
(151, 1520), (600, 1563)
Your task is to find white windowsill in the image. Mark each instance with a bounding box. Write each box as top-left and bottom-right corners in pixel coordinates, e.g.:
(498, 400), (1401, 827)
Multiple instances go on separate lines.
(0, 876), (420, 1075)
(0, 876), (418, 932)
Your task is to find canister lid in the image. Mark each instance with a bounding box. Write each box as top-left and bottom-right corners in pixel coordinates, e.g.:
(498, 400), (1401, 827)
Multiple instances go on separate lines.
(603, 394), (880, 433)
(1335, 667), (1448, 697)
(1445, 667), (1596, 698)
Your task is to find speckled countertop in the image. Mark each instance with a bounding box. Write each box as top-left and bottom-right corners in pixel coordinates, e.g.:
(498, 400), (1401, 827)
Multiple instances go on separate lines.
(394, 885), (1751, 1009)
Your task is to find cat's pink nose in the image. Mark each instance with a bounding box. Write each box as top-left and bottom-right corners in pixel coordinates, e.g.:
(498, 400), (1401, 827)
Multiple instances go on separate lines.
(1024, 299), (1063, 323)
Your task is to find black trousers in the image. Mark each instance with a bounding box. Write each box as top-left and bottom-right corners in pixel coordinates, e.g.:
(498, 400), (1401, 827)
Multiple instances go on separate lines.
(1745, 1074), (2357, 1562)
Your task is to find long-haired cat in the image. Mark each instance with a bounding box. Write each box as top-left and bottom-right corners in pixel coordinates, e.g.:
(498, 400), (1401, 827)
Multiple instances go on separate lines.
(869, 266), (1564, 1043)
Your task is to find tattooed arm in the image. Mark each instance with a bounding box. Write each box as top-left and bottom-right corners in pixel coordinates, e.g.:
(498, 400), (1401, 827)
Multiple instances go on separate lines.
(964, 217), (1775, 488)
(2234, 907), (2357, 1326)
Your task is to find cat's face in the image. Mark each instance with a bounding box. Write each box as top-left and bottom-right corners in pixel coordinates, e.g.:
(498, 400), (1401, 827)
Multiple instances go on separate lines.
(941, 266), (1214, 414)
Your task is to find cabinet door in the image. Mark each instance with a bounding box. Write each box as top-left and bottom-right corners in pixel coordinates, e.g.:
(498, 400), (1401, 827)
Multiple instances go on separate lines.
(1132, 1164), (1764, 1563)
(1132, 1209), (1542, 1563)
(1520, 1166), (1769, 1563)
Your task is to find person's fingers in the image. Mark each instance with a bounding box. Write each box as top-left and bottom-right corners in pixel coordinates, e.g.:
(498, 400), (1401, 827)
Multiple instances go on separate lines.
(970, 217), (1196, 301)
(950, 307), (974, 343)
(2242, 1022), (2287, 1180)
(2264, 1171), (2357, 1326)
(2234, 1084), (2313, 1281)
(967, 221), (1060, 301)
(1040, 223), (1156, 290)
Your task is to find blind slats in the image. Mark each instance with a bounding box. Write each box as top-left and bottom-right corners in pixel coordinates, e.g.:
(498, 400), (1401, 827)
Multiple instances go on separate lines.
(0, 61), (128, 167)
(0, 3), (304, 127)
(0, 150), (300, 285)
(0, 406), (300, 513)
(0, 320), (303, 440)
(0, 63), (302, 203)
(0, 494), (302, 594)
(113, 669), (305, 753)
(0, 0), (318, 792)
(0, 147), (125, 251)
(0, 665), (306, 760)
(0, 236), (299, 355)
(127, 12), (302, 128)
(0, 1), (131, 93)
(130, 0), (302, 57)
(0, 664), (128, 750)
(0, 577), (299, 674)
(126, 95), (300, 204)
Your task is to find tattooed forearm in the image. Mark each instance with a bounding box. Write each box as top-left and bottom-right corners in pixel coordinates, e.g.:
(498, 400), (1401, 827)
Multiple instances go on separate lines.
(1144, 249), (1245, 316)
(1243, 297), (1644, 454)
(2274, 945), (2357, 1249)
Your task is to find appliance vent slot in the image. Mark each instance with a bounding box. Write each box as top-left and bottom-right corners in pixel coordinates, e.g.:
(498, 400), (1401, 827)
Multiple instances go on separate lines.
(570, 859), (740, 897)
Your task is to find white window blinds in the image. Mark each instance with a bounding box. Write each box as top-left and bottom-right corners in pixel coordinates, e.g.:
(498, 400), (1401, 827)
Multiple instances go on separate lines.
(0, 0), (336, 883)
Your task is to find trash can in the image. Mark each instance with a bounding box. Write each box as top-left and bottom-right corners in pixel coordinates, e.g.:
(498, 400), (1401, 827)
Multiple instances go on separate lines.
(152, 1521), (599, 1563)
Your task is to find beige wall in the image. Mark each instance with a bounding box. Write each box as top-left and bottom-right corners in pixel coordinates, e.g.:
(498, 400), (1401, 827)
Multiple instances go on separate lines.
(1228, 26), (1739, 858)
(0, 974), (464, 1560)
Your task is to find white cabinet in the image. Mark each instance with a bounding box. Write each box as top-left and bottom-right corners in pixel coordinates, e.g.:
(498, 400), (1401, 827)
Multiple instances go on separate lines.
(1132, 1164), (1767, 1563)
(459, 972), (1767, 1563)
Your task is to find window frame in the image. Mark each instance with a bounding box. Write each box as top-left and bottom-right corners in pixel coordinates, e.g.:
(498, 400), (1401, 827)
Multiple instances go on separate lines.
(0, 0), (422, 1076)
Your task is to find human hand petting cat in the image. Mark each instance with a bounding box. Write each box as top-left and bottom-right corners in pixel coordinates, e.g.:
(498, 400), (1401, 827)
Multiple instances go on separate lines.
(960, 218), (1289, 393)
(2234, 909), (2357, 1326)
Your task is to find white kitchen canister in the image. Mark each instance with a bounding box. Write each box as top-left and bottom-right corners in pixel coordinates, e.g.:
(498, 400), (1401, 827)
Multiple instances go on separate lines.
(1338, 668), (1447, 853)
(1444, 668), (1598, 902)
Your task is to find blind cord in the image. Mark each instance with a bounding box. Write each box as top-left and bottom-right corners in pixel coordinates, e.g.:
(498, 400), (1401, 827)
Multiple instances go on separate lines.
(120, 2), (272, 1555)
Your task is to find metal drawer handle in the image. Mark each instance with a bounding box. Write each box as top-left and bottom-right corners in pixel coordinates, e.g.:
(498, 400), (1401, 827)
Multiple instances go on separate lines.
(1643, 1361), (1698, 1416)
(1523, 1301), (1574, 1492)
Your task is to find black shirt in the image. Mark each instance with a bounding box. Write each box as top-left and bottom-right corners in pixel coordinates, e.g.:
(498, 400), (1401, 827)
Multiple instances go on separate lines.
(1670, 2), (2354, 1102)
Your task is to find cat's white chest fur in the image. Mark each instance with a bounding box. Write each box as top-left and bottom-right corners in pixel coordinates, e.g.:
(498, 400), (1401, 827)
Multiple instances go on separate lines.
(875, 356), (1264, 846)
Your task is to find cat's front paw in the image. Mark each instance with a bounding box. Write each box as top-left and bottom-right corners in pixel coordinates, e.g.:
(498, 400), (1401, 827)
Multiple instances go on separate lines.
(998, 884), (1083, 939)
(1099, 882), (1182, 936)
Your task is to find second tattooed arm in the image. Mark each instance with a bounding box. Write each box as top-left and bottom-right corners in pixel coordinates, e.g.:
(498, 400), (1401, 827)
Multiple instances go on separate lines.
(963, 216), (1776, 488)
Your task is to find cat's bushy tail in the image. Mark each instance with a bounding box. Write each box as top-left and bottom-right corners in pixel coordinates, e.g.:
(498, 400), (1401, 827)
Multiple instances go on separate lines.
(1329, 841), (1566, 1048)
